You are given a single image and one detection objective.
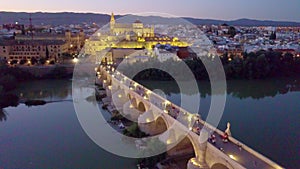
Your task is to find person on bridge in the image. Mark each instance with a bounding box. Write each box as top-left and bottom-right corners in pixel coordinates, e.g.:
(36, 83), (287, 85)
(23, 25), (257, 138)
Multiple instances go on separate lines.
(222, 133), (229, 143)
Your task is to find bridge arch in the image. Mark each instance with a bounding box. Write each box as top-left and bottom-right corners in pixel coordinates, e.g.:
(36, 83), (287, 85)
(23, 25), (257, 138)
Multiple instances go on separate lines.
(127, 93), (132, 100)
(207, 157), (234, 169)
(130, 98), (138, 108)
(211, 163), (230, 169)
(137, 101), (146, 112)
(154, 116), (168, 134)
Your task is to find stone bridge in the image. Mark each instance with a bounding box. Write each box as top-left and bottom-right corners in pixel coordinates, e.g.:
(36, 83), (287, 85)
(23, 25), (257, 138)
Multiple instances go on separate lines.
(96, 65), (284, 169)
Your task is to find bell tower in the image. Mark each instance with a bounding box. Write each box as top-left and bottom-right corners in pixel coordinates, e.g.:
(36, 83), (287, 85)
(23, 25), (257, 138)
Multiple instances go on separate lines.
(110, 12), (115, 31)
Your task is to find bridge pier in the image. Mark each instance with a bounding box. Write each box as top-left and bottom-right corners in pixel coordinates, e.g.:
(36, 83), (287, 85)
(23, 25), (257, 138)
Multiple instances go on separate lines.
(187, 131), (209, 169)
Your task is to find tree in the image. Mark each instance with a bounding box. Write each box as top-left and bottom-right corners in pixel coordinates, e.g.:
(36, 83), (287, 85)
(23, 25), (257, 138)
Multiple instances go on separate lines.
(254, 54), (270, 78)
(30, 57), (38, 65)
(46, 46), (50, 59)
(19, 59), (26, 65)
(228, 26), (237, 38)
(60, 53), (72, 63)
(39, 58), (46, 65)
(270, 31), (276, 40)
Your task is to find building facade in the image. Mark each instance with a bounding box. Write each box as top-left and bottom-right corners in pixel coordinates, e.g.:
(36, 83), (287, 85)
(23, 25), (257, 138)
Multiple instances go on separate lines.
(0, 39), (68, 63)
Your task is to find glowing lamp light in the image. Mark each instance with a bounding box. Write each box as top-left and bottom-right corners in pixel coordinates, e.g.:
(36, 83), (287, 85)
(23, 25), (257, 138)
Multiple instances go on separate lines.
(108, 86), (112, 90)
(146, 118), (151, 123)
(188, 114), (193, 122)
(129, 104), (134, 108)
(73, 58), (79, 63)
(118, 94), (122, 98)
(164, 110), (168, 114)
(166, 139), (172, 145)
(229, 154), (237, 160)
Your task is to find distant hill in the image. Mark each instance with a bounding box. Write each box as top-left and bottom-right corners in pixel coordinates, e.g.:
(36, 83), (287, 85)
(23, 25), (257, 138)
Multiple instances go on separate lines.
(184, 17), (300, 27)
(0, 11), (300, 27)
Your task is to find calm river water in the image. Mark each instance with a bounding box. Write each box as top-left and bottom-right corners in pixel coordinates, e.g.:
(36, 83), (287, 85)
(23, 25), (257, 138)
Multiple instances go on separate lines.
(0, 78), (299, 169)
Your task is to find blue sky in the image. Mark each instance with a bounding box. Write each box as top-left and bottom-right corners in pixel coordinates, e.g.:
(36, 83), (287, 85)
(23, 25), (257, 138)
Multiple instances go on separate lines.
(1, 0), (300, 22)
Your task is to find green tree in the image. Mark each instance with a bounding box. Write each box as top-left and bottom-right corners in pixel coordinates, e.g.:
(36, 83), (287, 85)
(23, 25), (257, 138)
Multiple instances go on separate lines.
(228, 26), (237, 38)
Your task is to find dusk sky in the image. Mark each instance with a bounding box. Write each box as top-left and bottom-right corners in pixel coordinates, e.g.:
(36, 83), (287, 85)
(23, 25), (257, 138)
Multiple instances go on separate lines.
(1, 0), (300, 22)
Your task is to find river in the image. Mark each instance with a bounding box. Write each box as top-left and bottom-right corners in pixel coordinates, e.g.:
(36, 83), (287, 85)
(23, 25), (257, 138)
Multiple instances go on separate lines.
(0, 78), (299, 169)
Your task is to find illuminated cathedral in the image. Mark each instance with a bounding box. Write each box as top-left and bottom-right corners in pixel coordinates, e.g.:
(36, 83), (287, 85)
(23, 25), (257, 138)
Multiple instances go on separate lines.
(110, 13), (155, 37)
(84, 13), (189, 56)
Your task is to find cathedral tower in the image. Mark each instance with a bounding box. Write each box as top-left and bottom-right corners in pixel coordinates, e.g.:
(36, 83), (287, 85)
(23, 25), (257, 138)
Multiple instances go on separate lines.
(110, 12), (115, 31)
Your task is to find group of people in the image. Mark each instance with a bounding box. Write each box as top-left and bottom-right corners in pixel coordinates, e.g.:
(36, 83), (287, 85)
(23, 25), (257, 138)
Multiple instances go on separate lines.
(208, 131), (229, 144)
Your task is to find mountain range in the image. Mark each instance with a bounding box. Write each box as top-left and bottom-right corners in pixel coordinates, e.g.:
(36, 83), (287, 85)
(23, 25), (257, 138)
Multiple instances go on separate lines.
(1, 11), (300, 27)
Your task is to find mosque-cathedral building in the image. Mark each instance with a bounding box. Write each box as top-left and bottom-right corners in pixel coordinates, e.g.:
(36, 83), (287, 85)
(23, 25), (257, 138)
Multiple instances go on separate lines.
(84, 13), (189, 62)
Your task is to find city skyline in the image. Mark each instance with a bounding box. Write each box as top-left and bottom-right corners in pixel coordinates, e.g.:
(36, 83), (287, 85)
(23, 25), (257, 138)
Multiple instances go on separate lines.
(1, 0), (300, 22)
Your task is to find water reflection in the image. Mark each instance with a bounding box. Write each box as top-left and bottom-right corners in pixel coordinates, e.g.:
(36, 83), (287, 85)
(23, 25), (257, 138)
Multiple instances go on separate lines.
(139, 77), (300, 99)
(13, 80), (72, 101)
